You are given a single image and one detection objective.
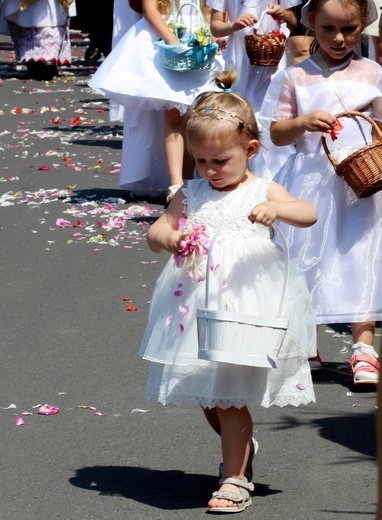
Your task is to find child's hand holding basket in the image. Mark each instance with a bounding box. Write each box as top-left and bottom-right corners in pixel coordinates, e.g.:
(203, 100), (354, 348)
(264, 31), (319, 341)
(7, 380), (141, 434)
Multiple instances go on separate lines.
(157, 0), (218, 71)
(245, 9), (289, 67)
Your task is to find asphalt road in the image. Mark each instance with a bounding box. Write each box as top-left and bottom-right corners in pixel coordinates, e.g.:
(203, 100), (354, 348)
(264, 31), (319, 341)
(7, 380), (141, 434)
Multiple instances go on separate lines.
(0, 33), (380, 520)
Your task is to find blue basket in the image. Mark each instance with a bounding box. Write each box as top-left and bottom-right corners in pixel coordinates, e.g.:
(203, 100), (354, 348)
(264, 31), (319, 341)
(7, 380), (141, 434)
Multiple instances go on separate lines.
(158, 39), (218, 71)
(158, 1), (218, 71)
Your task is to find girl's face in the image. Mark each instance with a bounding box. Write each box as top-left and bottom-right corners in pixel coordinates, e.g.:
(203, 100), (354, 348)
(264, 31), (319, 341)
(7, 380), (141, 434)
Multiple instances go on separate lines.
(309, 0), (364, 66)
(190, 133), (258, 191)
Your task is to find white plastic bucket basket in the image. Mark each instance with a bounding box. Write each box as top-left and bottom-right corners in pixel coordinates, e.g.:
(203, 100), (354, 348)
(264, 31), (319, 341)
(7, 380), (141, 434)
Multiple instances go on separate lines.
(197, 220), (289, 368)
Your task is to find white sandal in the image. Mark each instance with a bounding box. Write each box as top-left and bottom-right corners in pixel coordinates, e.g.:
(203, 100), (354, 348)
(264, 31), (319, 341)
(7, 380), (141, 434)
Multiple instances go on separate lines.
(208, 477), (254, 514)
(166, 184), (182, 203)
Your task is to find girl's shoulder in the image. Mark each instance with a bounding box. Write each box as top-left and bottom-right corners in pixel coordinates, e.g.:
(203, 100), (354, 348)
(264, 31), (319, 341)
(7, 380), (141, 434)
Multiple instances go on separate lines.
(330, 54), (382, 87)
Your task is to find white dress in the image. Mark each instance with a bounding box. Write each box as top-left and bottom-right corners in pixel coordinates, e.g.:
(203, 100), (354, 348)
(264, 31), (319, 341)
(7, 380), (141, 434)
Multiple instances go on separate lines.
(89, 2), (223, 197)
(259, 53), (382, 324)
(0, 0), (76, 33)
(206, 0), (299, 178)
(140, 177), (316, 409)
(108, 0), (140, 122)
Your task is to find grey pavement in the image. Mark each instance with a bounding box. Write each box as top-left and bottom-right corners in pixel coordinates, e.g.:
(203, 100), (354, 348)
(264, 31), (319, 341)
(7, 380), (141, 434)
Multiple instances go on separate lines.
(0, 34), (380, 520)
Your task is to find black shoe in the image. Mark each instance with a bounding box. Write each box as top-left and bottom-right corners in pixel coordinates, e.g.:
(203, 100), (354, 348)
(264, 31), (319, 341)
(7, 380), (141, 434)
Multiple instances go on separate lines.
(84, 46), (101, 62)
(26, 60), (57, 80)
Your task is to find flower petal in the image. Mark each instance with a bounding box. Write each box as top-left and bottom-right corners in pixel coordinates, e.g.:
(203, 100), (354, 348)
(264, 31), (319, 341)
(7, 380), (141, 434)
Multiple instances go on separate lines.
(38, 404), (59, 415)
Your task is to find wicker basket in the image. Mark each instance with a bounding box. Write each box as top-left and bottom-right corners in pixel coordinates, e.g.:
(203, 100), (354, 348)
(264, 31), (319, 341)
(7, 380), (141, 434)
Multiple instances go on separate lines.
(157, 1), (218, 71)
(322, 111), (382, 198)
(245, 30), (286, 66)
(197, 221), (289, 368)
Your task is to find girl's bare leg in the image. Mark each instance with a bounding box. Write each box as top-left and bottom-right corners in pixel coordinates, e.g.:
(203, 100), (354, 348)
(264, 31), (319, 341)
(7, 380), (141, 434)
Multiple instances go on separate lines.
(203, 406), (221, 435)
(163, 108), (187, 200)
(207, 406), (252, 509)
(351, 322), (375, 346)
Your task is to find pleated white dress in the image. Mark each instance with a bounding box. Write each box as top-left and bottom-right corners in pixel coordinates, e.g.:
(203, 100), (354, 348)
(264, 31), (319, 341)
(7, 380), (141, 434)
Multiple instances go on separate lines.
(140, 178), (316, 409)
(259, 53), (382, 324)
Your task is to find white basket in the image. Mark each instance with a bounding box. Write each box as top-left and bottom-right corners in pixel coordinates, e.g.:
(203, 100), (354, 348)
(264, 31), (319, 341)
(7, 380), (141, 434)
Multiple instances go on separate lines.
(197, 220), (289, 368)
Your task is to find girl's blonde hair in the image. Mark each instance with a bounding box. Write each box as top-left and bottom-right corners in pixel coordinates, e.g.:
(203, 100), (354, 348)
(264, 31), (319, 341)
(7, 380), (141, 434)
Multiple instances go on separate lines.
(185, 70), (259, 151)
(307, 0), (369, 29)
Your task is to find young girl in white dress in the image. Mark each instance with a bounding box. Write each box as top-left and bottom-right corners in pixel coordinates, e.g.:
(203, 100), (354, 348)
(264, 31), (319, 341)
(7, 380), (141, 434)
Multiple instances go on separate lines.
(206, 0), (302, 178)
(260, 0), (382, 384)
(140, 69), (317, 513)
(89, 0), (222, 201)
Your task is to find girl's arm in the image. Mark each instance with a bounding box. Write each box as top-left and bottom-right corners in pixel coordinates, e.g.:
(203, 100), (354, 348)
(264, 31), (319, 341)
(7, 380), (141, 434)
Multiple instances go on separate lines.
(270, 110), (337, 146)
(210, 8), (256, 38)
(248, 182), (317, 228)
(147, 188), (186, 253)
(142, 0), (179, 44)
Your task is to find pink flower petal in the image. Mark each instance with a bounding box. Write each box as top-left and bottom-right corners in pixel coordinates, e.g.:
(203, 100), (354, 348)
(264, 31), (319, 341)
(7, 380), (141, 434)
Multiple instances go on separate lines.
(15, 417), (25, 426)
(179, 324), (184, 333)
(296, 384), (304, 391)
(165, 316), (173, 326)
(174, 290), (184, 297)
(56, 218), (71, 228)
(38, 404), (59, 415)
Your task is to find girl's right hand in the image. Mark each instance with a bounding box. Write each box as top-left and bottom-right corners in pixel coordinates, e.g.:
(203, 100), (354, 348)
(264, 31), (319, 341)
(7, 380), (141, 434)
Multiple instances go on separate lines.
(301, 110), (337, 133)
(165, 230), (185, 254)
(231, 14), (257, 32)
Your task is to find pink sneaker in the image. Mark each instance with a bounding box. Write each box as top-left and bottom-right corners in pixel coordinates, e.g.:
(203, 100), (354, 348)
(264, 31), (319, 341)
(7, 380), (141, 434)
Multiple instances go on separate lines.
(350, 343), (379, 385)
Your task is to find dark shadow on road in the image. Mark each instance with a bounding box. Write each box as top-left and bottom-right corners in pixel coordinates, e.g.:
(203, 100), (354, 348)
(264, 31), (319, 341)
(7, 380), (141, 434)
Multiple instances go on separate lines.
(69, 465), (283, 509)
(66, 187), (166, 207)
(268, 409), (376, 459)
(71, 138), (123, 150)
(312, 412), (377, 459)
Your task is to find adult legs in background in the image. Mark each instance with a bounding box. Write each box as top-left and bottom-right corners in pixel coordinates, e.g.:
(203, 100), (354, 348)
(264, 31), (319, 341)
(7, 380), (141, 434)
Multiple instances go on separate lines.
(78, 0), (114, 60)
(8, 21), (71, 80)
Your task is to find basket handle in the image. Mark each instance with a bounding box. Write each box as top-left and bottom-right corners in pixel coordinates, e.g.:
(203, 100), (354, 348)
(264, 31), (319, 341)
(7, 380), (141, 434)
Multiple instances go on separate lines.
(204, 217), (290, 319)
(321, 110), (382, 169)
(173, 0), (204, 27)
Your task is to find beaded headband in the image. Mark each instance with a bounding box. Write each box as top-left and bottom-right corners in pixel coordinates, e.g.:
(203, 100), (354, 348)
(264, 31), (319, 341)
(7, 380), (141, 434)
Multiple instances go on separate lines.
(188, 105), (254, 136)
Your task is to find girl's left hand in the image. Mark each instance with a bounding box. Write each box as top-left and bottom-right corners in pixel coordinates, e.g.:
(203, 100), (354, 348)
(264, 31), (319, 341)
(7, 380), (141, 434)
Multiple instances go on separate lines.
(248, 202), (277, 227)
(213, 37), (227, 53)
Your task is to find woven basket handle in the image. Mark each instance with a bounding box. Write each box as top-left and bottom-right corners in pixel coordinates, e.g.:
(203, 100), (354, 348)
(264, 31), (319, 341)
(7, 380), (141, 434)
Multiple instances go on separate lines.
(321, 110), (382, 168)
(173, 0), (204, 27)
(204, 217), (290, 319)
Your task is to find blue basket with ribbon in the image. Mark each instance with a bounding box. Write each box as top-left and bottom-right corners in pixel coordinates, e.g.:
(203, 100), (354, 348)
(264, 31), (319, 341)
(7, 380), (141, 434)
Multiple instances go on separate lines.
(157, 1), (218, 71)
